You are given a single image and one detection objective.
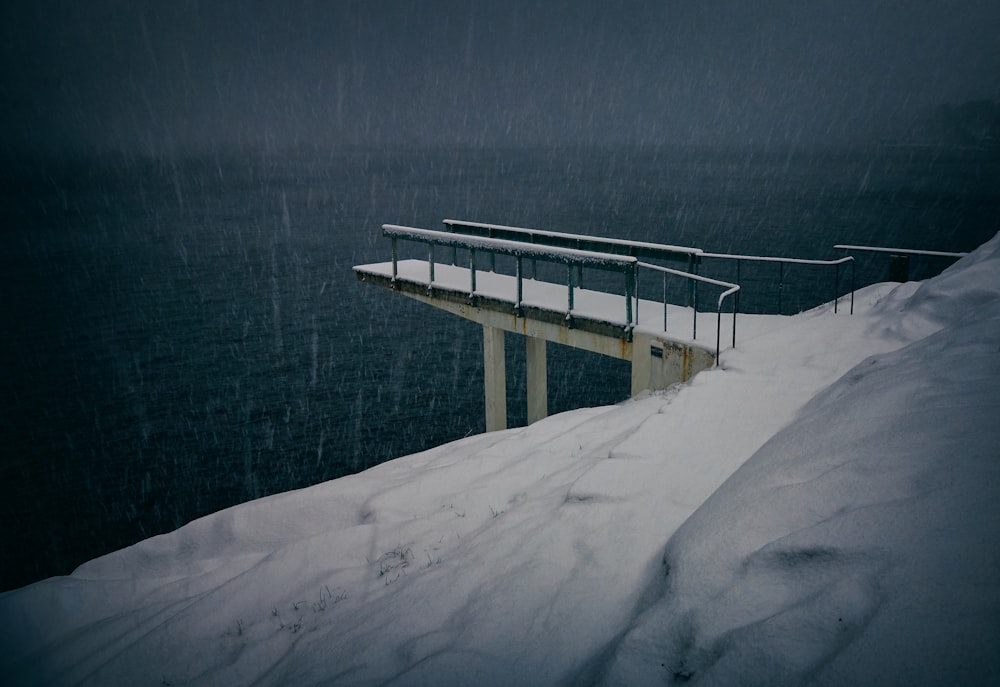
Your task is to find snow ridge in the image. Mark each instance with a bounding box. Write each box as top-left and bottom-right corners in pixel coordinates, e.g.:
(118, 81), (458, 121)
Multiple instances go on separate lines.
(598, 233), (1000, 686)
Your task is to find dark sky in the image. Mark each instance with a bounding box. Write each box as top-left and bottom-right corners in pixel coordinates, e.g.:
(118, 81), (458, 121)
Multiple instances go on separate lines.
(2, 0), (998, 155)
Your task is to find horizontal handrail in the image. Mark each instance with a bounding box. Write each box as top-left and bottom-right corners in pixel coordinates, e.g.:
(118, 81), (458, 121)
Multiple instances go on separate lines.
(383, 224), (638, 328)
(385, 225), (637, 268)
(443, 219), (702, 261)
(834, 244), (968, 258)
(636, 262), (739, 364)
(701, 252), (855, 267)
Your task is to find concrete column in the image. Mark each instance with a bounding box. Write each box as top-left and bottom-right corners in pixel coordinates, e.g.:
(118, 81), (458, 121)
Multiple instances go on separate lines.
(526, 336), (547, 424)
(483, 325), (507, 431)
(630, 331), (652, 396)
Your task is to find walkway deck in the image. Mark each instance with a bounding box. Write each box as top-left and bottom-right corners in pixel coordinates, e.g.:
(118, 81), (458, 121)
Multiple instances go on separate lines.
(355, 259), (728, 354)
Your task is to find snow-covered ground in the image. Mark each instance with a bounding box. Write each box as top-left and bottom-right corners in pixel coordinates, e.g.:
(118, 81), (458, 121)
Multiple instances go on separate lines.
(3, 234), (998, 686)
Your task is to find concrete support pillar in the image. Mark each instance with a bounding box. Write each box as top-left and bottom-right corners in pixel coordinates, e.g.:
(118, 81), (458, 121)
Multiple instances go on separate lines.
(630, 331), (652, 396)
(526, 336), (547, 424)
(483, 324), (507, 432)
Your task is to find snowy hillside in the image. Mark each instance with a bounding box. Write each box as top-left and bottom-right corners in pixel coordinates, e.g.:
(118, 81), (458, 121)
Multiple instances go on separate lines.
(2, 234), (998, 686)
(601, 239), (1000, 686)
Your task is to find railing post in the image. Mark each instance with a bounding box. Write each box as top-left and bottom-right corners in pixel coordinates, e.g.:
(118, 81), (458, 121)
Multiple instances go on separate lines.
(470, 248), (477, 300)
(732, 305), (737, 348)
(777, 261), (784, 314)
(662, 271), (667, 332)
(515, 255), (524, 315)
(716, 306), (722, 366)
(834, 263), (840, 314)
(735, 259), (741, 315)
(530, 234), (537, 279)
(427, 243), (435, 289)
(449, 223), (458, 265)
(566, 262), (575, 319)
(692, 282), (698, 341)
(688, 255), (697, 308)
(850, 259), (855, 314)
(391, 236), (398, 284)
(488, 228), (496, 272)
(626, 264), (634, 328)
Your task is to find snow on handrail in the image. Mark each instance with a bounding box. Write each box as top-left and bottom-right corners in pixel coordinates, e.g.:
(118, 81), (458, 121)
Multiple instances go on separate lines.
(701, 252), (854, 266)
(443, 219), (703, 258)
(384, 224), (637, 268)
(833, 244), (969, 258)
(383, 224), (638, 327)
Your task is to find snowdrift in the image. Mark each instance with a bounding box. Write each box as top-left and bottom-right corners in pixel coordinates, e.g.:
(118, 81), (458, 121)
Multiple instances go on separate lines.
(2, 234), (998, 686)
(600, 236), (1000, 686)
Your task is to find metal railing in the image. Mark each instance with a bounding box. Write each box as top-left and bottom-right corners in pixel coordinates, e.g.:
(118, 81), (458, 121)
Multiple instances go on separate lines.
(834, 244), (967, 284)
(698, 252), (856, 315)
(636, 262), (740, 364)
(833, 244), (968, 258)
(445, 220), (856, 317)
(443, 219), (702, 278)
(383, 224), (639, 326)
(382, 224), (741, 361)
(443, 219), (702, 260)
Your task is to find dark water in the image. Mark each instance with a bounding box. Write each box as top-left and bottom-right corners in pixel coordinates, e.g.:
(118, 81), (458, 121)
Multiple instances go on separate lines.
(1, 144), (997, 591)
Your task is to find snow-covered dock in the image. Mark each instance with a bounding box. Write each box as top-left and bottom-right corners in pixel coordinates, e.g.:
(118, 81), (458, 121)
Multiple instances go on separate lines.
(354, 222), (857, 431)
(354, 224), (734, 430)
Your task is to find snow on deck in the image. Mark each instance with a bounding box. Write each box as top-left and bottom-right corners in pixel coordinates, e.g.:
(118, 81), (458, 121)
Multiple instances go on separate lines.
(355, 259), (756, 352)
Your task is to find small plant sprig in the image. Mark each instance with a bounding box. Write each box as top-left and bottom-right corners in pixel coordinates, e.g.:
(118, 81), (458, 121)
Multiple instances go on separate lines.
(377, 546), (413, 584)
(271, 584), (346, 633)
(313, 584), (348, 612)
